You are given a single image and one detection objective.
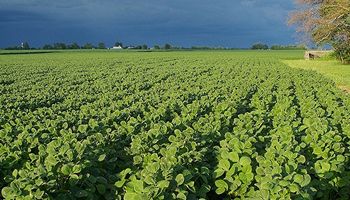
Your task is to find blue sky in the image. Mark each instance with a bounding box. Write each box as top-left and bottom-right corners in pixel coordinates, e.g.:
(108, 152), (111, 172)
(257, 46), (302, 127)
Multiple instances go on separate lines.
(0, 0), (298, 48)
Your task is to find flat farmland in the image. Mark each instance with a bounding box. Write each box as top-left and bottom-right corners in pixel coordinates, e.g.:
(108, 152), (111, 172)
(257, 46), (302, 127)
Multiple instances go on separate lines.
(1, 51), (349, 199)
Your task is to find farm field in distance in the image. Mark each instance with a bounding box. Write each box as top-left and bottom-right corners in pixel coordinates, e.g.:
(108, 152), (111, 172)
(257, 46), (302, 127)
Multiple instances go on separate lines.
(1, 50), (350, 199)
(283, 59), (350, 93)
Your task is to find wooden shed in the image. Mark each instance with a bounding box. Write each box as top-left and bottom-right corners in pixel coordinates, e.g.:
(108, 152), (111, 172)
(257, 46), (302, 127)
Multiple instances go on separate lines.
(304, 51), (331, 60)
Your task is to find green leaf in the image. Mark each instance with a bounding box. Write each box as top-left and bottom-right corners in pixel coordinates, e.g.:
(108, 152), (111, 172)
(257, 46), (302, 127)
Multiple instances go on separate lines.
(304, 135), (312, 143)
(321, 162), (331, 172)
(228, 152), (239, 162)
(260, 189), (269, 200)
(177, 191), (187, 200)
(70, 174), (79, 181)
(149, 163), (159, 173)
(98, 154), (106, 162)
(279, 180), (289, 187)
(239, 156), (251, 166)
(120, 168), (132, 178)
(221, 150), (230, 159)
(297, 155), (306, 164)
(73, 165), (82, 174)
(78, 124), (88, 133)
(186, 181), (195, 189)
(289, 183), (299, 193)
(12, 169), (18, 178)
(300, 174), (311, 187)
(18, 170), (26, 178)
(201, 166), (210, 175)
(246, 172), (254, 182)
(337, 155), (345, 162)
(96, 176), (107, 184)
(45, 155), (57, 166)
(96, 184), (106, 194)
(216, 187), (226, 195)
(88, 175), (97, 184)
(75, 190), (89, 198)
(239, 172), (253, 183)
(169, 135), (176, 143)
(35, 179), (44, 186)
(175, 174), (185, 186)
(34, 190), (44, 199)
(133, 180), (144, 193)
(256, 167), (264, 175)
(324, 171), (334, 179)
(168, 147), (177, 156)
(1, 187), (14, 199)
(115, 179), (126, 188)
(173, 117), (182, 126)
(124, 192), (144, 200)
(88, 119), (98, 129)
(215, 180), (228, 190)
(214, 169), (225, 178)
(62, 122), (69, 129)
(198, 184), (211, 196)
(61, 164), (72, 175)
(226, 166), (236, 177)
(218, 159), (230, 171)
(157, 180), (170, 189)
(144, 176), (153, 185)
(66, 150), (74, 161)
(294, 174), (304, 185)
(126, 125), (134, 133)
(313, 147), (322, 155)
(133, 156), (142, 164)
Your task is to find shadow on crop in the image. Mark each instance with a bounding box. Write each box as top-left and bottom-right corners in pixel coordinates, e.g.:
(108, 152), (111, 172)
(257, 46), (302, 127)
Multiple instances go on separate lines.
(0, 51), (58, 55)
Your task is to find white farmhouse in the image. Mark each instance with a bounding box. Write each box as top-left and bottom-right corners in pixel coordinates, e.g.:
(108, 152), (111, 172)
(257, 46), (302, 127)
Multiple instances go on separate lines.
(111, 45), (123, 50)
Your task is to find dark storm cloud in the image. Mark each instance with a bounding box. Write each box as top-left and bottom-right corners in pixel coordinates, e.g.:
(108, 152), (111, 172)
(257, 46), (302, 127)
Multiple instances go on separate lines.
(0, 0), (297, 48)
(0, 10), (48, 22)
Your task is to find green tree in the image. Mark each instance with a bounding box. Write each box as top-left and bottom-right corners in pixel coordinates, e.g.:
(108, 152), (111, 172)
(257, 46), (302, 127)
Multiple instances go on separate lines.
(43, 44), (53, 49)
(164, 43), (172, 50)
(154, 45), (160, 49)
(98, 42), (106, 49)
(289, 0), (350, 63)
(142, 44), (148, 49)
(4, 46), (20, 50)
(83, 43), (94, 49)
(53, 43), (67, 49)
(22, 42), (30, 50)
(68, 43), (80, 49)
(114, 42), (123, 48)
(251, 43), (268, 50)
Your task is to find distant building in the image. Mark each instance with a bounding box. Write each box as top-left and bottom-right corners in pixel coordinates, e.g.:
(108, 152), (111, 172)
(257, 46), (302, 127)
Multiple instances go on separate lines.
(111, 45), (123, 50)
(304, 50), (332, 60)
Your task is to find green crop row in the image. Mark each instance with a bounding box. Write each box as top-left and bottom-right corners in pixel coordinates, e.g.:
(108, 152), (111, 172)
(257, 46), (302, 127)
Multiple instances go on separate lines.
(0, 51), (349, 199)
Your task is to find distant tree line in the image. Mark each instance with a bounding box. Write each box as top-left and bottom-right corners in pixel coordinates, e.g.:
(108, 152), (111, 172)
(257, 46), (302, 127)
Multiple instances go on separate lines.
(3, 42), (155, 50)
(190, 46), (241, 50)
(251, 43), (269, 50)
(42, 42), (107, 50)
(270, 45), (306, 50)
(2, 42), (109, 50)
(4, 42), (32, 50)
(2, 41), (308, 51)
(2, 42), (240, 51)
(250, 43), (307, 50)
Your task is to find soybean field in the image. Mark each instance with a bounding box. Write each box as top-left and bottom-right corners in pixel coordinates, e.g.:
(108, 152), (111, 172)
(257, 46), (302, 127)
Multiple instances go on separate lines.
(1, 51), (350, 199)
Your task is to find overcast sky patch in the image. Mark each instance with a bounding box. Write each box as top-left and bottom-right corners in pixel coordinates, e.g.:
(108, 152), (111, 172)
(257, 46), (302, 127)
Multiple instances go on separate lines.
(0, 0), (298, 47)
